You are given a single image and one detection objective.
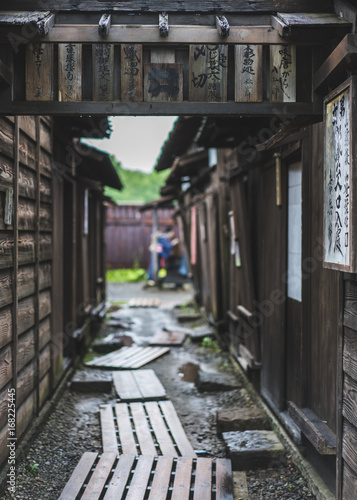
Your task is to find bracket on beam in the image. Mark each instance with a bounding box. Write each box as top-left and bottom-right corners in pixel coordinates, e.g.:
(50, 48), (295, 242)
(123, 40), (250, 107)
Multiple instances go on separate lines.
(216, 15), (230, 37)
(98, 13), (111, 36)
(36, 13), (55, 36)
(159, 12), (169, 37)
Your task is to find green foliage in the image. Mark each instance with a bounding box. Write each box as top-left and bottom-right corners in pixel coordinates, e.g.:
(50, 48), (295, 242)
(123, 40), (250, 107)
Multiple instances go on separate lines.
(105, 157), (170, 203)
(26, 463), (39, 477)
(106, 268), (147, 283)
(201, 336), (220, 353)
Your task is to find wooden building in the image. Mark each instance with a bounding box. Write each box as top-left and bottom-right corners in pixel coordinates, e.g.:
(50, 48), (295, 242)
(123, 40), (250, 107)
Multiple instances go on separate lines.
(0, 115), (122, 467)
(1, 1), (357, 498)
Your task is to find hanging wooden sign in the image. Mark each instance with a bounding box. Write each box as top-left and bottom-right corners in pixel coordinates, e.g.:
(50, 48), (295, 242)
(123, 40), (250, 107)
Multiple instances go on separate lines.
(189, 44), (228, 102)
(324, 77), (357, 272)
(235, 45), (263, 102)
(121, 44), (143, 102)
(92, 44), (114, 101)
(270, 45), (296, 102)
(144, 63), (183, 102)
(58, 43), (82, 102)
(26, 43), (54, 101)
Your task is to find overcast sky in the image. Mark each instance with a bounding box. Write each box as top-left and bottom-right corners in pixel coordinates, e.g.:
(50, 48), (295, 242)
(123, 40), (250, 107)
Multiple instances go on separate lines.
(82, 116), (177, 173)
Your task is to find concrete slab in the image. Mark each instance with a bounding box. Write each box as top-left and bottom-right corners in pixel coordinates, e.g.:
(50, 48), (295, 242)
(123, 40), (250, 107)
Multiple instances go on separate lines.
(223, 430), (286, 470)
(195, 370), (241, 392)
(217, 407), (270, 433)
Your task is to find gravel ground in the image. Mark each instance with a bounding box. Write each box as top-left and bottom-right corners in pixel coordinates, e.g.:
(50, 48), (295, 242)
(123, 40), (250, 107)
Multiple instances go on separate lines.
(1, 284), (317, 499)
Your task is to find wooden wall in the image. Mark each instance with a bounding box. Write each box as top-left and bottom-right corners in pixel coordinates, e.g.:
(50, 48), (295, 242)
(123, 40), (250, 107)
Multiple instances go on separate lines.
(0, 116), (55, 466)
(106, 205), (176, 269)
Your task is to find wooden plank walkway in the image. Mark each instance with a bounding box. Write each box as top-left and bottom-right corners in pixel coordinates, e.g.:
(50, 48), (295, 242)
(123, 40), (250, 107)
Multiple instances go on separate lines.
(129, 298), (160, 308)
(59, 453), (234, 500)
(100, 401), (197, 457)
(85, 346), (170, 369)
(149, 329), (187, 346)
(113, 369), (167, 401)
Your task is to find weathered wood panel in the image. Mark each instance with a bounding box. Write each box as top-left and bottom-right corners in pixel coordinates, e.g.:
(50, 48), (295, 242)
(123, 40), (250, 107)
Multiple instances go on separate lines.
(18, 199), (36, 231)
(0, 383), (11, 429)
(0, 152), (14, 191)
(270, 45), (296, 102)
(19, 165), (36, 200)
(343, 374), (357, 430)
(40, 176), (52, 204)
(40, 149), (53, 178)
(58, 43), (82, 102)
(92, 44), (115, 101)
(0, 307), (12, 350)
(17, 329), (35, 372)
(19, 132), (36, 171)
(144, 64), (183, 102)
(40, 203), (53, 232)
(39, 346), (51, 379)
(0, 117), (14, 160)
(121, 44), (143, 102)
(0, 232), (14, 269)
(39, 262), (52, 290)
(343, 462), (357, 500)
(343, 419), (357, 476)
(0, 424), (9, 466)
(0, 345), (12, 391)
(39, 317), (51, 350)
(26, 43), (54, 101)
(39, 372), (50, 407)
(18, 116), (36, 143)
(235, 44), (263, 102)
(16, 391), (35, 438)
(344, 280), (357, 332)
(17, 362), (35, 408)
(189, 45), (228, 102)
(39, 120), (52, 154)
(343, 327), (357, 382)
(40, 233), (52, 261)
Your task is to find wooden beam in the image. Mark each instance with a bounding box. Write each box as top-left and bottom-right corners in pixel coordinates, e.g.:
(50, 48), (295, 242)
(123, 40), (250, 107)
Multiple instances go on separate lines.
(314, 33), (357, 93)
(5, 1), (334, 13)
(8, 100), (321, 116)
(98, 13), (111, 36)
(216, 15), (230, 37)
(159, 13), (169, 37)
(8, 25), (285, 45)
(36, 13), (55, 36)
(271, 12), (351, 38)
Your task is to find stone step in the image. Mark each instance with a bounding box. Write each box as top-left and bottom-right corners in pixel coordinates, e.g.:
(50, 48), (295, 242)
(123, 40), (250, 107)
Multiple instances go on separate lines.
(223, 430), (286, 470)
(195, 370), (241, 392)
(217, 407), (270, 434)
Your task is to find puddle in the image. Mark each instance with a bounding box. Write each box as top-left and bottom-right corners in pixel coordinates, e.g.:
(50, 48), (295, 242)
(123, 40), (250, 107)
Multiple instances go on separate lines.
(178, 362), (200, 382)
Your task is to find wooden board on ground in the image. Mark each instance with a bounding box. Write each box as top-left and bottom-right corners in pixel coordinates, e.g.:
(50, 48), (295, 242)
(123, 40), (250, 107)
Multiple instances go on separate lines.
(59, 453), (234, 500)
(149, 329), (187, 346)
(113, 369), (167, 401)
(128, 298), (160, 308)
(85, 346), (170, 369)
(100, 401), (197, 457)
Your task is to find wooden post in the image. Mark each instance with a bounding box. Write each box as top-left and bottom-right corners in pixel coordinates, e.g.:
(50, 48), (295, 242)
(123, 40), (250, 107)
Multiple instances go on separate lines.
(274, 152), (282, 206)
(12, 117), (19, 400)
(35, 117), (41, 414)
(58, 43), (82, 102)
(270, 45), (296, 102)
(235, 44), (263, 102)
(189, 44), (228, 102)
(152, 207), (159, 284)
(92, 43), (114, 101)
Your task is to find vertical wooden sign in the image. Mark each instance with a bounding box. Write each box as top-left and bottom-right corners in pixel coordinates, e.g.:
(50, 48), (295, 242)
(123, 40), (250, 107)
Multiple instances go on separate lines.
(121, 44), (143, 102)
(144, 64), (183, 102)
(324, 80), (353, 271)
(26, 43), (54, 101)
(270, 45), (296, 102)
(58, 43), (82, 102)
(235, 45), (263, 102)
(92, 44), (114, 101)
(189, 44), (228, 102)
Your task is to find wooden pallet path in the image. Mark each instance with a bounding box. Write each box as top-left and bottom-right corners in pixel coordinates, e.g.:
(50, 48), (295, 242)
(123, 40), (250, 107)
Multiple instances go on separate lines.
(85, 346), (170, 369)
(59, 453), (234, 500)
(100, 401), (197, 457)
(129, 297), (160, 308)
(113, 369), (167, 401)
(149, 329), (187, 346)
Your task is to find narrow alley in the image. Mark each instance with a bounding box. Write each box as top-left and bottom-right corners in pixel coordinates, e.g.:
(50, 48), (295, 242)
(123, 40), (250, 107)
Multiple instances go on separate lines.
(3, 283), (319, 499)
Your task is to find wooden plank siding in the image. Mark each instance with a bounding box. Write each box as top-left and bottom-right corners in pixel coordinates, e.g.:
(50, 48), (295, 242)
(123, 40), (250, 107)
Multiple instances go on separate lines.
(0, 115), (55, 467)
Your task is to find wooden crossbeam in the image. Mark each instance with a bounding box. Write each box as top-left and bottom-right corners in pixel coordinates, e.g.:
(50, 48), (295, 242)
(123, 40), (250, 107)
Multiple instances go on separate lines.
(59, 453), (234, 500)
(100, 401), (197, 457)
